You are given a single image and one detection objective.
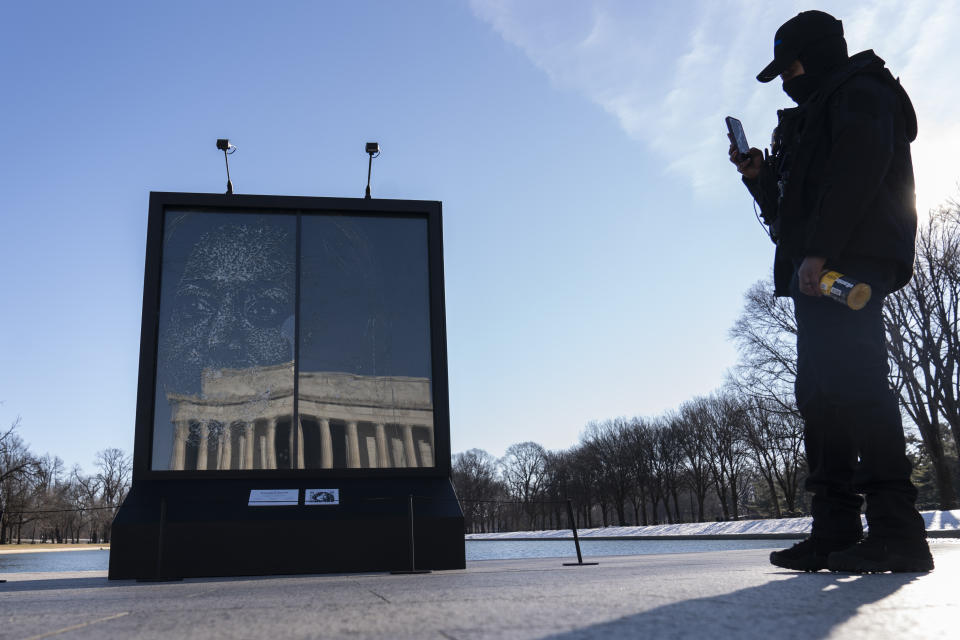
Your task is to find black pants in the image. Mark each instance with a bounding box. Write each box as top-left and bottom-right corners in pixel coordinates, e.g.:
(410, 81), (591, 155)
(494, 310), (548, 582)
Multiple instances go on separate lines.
(791, 263), (925, 542)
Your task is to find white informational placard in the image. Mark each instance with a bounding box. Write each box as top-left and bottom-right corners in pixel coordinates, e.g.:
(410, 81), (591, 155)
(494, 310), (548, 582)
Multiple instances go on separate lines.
(305, 488), (340, 505)
(248, 489), (299, 506)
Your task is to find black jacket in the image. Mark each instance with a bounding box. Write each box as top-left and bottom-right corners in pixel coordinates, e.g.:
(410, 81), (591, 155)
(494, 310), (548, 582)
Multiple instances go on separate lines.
(744, 50), (918, 296)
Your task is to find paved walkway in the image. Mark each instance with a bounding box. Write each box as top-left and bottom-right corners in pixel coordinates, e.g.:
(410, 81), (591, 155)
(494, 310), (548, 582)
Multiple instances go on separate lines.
(2, 541), (957, 639)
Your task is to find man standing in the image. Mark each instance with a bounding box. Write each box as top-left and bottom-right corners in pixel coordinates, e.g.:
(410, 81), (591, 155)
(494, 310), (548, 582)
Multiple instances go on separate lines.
(729, 10), (932, 573)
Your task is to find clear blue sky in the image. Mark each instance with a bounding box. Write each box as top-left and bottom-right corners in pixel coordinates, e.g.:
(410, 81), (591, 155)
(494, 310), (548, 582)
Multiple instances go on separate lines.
(1, 1), (956, 474)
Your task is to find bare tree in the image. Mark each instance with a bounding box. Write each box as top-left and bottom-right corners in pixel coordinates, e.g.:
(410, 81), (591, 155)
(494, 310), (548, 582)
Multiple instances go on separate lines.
(566, 444), (602, 528)
(582, 419), (635, 526)
(624, 418), (661, 524)
(674, 400), (714, 522)
(728, 279), (799, 413)
(94, 448), (131, 507)
(90, 448), (131, 543)
(651, 417), (686, 524)
(921, 204), (960, 466)
(703, 394), (751, 520)
(540, 450), (572, 530)
(452, 448), (503, 533)
(739, 396), (805, 517)
(71, 465), (101, 542)
(0, 418), (39, 544)
(884, 204), (960, 508)
(499, 442), (547, 529)
(884, 292), (955, 508)
(727, 279), (809, 516)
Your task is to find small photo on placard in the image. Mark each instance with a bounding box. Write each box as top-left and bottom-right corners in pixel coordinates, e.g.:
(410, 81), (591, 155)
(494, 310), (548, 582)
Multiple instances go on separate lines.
(249, 489), (299, 506)
(305, 488), (340, 505)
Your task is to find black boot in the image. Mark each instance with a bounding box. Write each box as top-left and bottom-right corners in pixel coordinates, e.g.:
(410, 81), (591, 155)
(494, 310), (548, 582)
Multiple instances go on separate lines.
(770, 537), (859, 572)
(827, 536), (934, 573)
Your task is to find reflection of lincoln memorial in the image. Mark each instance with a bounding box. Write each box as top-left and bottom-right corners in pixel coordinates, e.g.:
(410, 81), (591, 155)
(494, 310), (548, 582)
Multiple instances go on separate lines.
(167, 364), (434, 470)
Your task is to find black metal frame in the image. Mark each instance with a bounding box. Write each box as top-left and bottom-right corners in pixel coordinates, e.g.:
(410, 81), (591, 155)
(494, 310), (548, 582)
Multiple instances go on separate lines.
(111, 192), (463, 579)
(132, 191), (452, 482)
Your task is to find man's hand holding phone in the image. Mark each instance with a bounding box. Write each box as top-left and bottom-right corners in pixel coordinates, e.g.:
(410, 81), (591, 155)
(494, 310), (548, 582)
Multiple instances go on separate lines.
(725, 116), (763, 180)
(728, 137), (763, 180)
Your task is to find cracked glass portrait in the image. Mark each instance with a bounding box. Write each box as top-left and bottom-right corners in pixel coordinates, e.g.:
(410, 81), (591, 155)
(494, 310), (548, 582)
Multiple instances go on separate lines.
(151, 210), (434, 471)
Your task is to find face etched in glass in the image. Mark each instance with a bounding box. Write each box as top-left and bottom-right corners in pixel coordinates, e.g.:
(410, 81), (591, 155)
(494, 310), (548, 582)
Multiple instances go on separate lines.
(151, 215), (298, 471)
(160, 222), (296, 394)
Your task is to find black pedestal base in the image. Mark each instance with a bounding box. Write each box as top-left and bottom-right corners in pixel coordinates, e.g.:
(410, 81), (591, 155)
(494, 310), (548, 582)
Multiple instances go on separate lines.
(109, 477), (464, 580)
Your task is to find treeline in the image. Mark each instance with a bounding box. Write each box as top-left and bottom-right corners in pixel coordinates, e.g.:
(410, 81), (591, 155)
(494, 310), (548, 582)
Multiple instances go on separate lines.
(453, 395), (806, 534)
(453, 202), (960, 533)
(0, 419), (130, 544)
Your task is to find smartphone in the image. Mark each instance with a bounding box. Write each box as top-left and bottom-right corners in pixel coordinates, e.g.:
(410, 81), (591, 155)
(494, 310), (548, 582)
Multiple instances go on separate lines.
(725, 116), (750, 159)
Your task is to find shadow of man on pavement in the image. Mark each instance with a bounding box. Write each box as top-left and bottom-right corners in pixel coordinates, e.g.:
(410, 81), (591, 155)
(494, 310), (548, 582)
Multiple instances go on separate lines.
(542, 570), (919, 640)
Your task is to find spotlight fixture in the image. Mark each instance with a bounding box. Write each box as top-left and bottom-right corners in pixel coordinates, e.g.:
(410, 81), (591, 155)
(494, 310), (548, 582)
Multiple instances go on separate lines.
(365, 142), (380, 199)
(216, 138), (237, 194)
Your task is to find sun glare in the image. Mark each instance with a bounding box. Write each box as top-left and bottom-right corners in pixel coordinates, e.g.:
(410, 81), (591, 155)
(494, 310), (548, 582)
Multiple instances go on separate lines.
(912, 132), (960, 219)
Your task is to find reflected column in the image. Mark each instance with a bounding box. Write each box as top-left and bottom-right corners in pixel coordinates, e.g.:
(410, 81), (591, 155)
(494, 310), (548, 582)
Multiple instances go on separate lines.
(391, 433), (407, 467)
(319, 418), (333, 469)
(420, 424), (435, 467)
(418, 439), (434, 467)
(196, 422), (209, 470)
(170, 421), (189, 471)
(402, 424), (418, 468)
(214, 424), (223, 470)
(288, 419), (295, 470)
(375, 423), (389, 468)
(265, 418), (277, 469)
(220, 424), (233, 470)
(296, 416), (305, 469)
(244, 422), (255, 470)
(346, 421), (361, 468)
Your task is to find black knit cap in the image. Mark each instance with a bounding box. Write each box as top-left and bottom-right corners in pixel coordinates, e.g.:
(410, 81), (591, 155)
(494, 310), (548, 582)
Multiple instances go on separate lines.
(757, 10), (844, 82)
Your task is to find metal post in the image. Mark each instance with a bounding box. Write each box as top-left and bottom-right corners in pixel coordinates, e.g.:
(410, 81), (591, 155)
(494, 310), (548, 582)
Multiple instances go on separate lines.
(365, 154), (373, 199)
(137, 497), (182, 582)
(223, 149), (233, 195)
(408, 494), (416, 568)
(157, 497), (167, 576)
(390, 494), (430, 574)
(563, 498), (598, 567)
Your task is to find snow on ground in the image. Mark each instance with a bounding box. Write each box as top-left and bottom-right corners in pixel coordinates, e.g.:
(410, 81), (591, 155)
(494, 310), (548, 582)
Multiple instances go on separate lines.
(464, 509), (960, 540)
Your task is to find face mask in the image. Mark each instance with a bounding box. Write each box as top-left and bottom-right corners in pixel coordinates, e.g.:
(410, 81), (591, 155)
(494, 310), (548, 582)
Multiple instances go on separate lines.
(782, 74), (820, 104)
